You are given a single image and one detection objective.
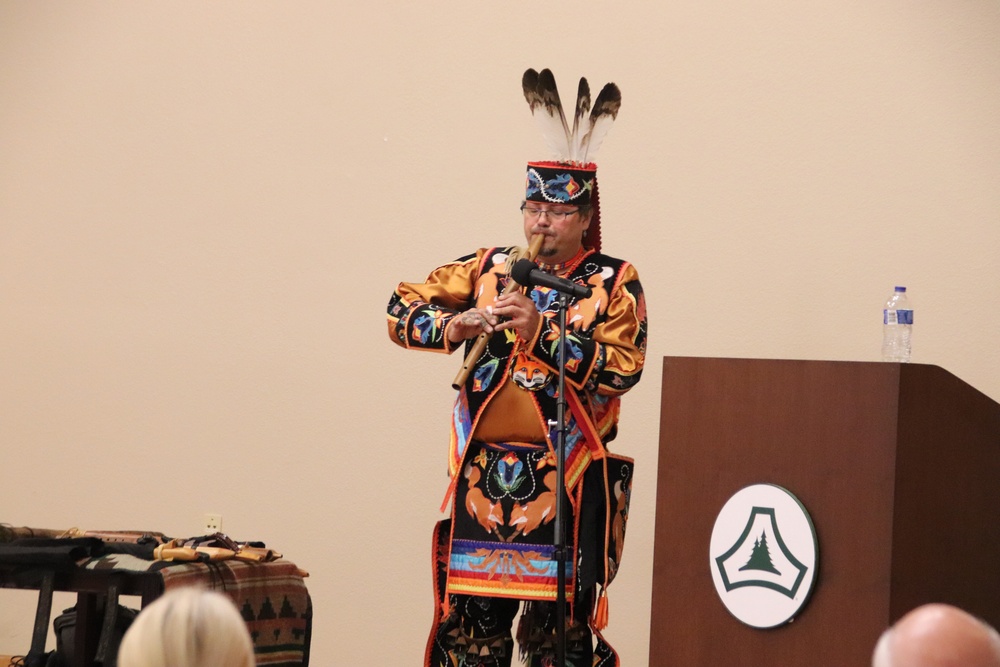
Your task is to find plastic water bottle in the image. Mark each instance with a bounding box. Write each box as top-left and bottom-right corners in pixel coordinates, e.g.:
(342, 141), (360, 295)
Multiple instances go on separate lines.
(882, 286), (913, 362)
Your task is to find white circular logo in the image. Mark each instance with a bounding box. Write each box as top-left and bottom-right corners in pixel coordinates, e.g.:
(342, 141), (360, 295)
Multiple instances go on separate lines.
(709, 483), (818, 628)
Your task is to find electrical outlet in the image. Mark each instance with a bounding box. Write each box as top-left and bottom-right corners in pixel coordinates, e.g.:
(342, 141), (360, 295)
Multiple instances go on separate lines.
(203, 513), (223, 534)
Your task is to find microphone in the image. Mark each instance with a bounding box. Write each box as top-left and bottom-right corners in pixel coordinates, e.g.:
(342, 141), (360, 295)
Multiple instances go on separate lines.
(511, 259), (593, 299)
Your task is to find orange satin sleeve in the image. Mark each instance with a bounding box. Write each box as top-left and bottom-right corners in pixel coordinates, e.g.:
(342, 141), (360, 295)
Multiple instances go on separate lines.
(387, 251), (487, 353)
(591, 263), (645, 395)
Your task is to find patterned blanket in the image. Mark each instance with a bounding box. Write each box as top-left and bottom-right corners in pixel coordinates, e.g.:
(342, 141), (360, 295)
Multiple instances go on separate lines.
(84, 555), (311, 666)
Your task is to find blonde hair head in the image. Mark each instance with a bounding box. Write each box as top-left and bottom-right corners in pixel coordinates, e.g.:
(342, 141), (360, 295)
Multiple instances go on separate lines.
(118, 586), (255, 667)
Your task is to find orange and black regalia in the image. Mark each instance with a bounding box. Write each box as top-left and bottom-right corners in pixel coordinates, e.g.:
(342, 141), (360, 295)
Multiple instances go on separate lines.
(387, 241), (646, 667)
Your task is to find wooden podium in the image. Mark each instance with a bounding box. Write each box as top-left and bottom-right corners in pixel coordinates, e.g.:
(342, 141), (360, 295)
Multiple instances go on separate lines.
(649, 357), (1000, 666)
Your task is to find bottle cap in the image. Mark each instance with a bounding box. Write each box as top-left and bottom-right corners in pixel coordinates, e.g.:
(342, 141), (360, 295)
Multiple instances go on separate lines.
(894, 286), (906, 292)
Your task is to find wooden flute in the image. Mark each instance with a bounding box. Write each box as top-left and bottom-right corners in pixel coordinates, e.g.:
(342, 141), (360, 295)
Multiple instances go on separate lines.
(451, 233), (545, 390)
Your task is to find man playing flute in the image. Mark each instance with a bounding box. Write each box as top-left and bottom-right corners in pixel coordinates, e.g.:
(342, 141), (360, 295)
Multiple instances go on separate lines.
(386, 68), (647, 667)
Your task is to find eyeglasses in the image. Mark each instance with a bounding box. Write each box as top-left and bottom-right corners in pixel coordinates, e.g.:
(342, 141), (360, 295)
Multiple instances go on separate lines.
(520, 203), (580, 221)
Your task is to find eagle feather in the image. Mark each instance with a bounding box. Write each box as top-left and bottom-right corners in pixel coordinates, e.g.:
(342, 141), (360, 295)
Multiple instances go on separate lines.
(522, 68), (572, 160)
(523, 68), (620, 164)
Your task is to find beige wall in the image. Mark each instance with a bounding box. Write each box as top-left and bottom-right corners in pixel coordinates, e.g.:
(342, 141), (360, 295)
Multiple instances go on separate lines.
(2, 2), (998, 664)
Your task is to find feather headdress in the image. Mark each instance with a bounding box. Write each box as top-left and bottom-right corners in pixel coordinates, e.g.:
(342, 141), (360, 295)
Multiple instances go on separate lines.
(521, 68), (621, 252)
(522, 68), (621, 164)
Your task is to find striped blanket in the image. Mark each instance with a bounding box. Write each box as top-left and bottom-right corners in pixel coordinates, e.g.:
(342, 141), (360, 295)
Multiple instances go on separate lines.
(161, 560), (311, 667)
(84, 555), (311, 666)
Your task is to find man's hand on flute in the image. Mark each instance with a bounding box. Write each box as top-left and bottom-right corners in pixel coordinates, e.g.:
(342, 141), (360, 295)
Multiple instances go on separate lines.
(448, 306), (500, 343)
(491, 292), (540, 341)
(448, 292), (540, 344)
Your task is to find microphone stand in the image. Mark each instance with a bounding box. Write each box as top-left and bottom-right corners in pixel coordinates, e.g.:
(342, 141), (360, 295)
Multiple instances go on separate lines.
(548, 291), (571, 667)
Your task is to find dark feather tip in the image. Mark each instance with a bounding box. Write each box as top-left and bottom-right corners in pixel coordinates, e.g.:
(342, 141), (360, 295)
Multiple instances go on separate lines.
(522, 69), (542, 107)
(575, 78), (591, 114)
(590, 83), (622, 119)
(536, 69), (563, 105)
(522, 69), (539, 91)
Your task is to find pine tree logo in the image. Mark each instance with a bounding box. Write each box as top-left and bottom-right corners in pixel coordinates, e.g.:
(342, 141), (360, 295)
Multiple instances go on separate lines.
(710, 484), (819, 629)
(739, 532), (781, 575)
(715, 506), (807, 598)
